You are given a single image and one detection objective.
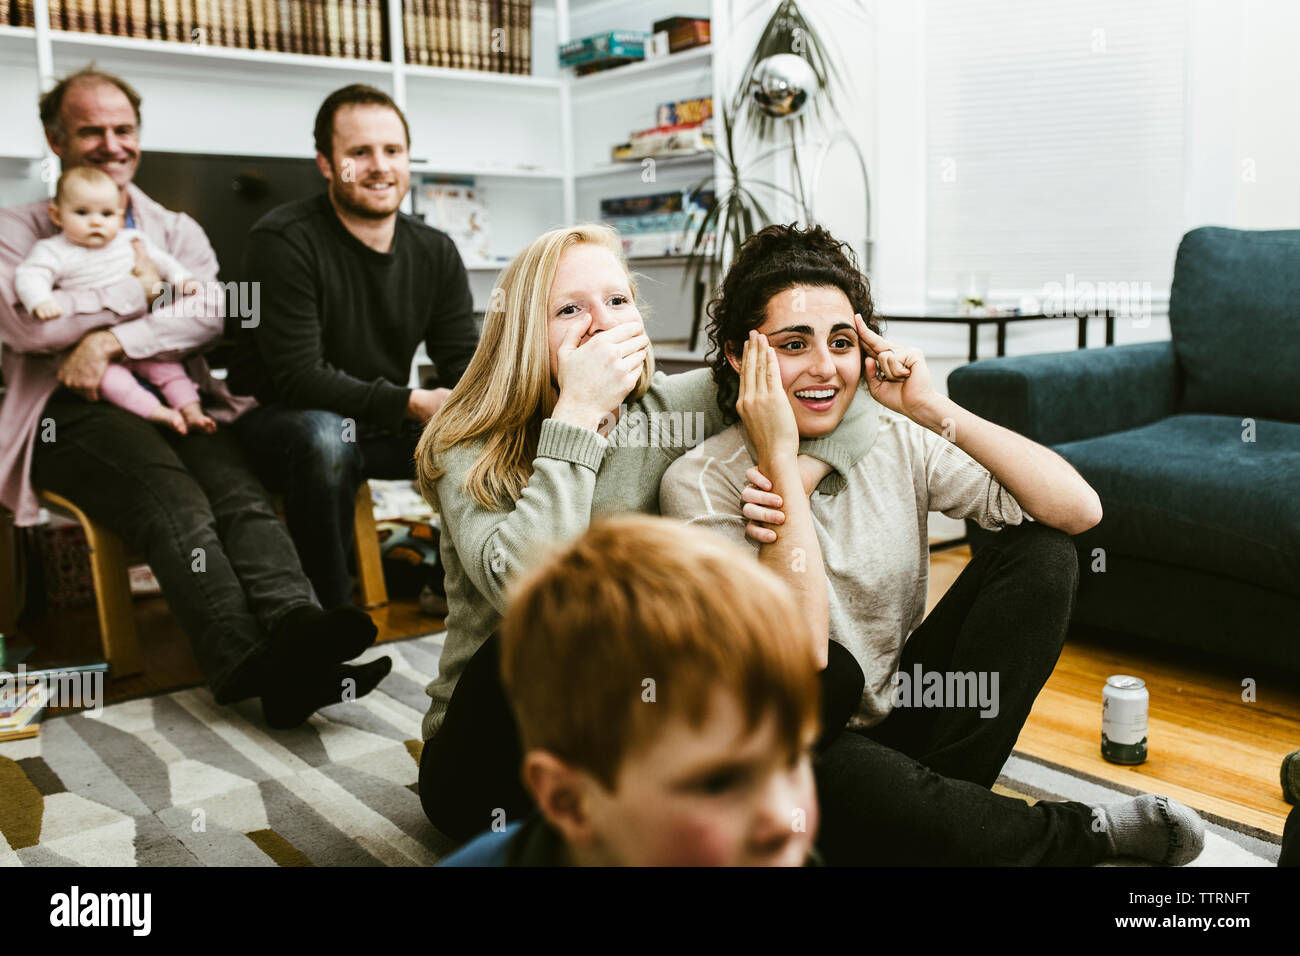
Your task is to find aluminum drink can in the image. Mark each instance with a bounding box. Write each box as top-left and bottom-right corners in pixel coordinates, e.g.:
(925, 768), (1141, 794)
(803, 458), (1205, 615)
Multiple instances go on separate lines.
(1102, 675), (1148, 764)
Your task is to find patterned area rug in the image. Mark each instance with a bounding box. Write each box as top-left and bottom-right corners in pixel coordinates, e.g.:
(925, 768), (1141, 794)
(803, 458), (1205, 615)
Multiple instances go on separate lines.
(0, 634), (454, 866)
(0, 630), (1283, 866)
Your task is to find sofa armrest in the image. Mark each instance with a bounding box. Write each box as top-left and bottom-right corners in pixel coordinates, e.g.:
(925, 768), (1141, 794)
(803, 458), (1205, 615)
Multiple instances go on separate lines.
(946, 341), (1180, 446)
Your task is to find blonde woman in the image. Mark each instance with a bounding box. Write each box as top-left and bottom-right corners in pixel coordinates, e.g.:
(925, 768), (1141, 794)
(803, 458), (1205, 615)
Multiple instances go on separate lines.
(414, 224), (879, 841)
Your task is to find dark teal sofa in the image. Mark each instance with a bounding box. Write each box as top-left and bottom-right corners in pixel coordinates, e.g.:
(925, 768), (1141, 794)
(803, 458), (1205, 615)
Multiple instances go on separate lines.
(947, 227), (1300, 672)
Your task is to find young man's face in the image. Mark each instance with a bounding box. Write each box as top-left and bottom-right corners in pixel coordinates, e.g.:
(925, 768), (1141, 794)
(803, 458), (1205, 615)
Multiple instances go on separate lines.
(50, 177), (124, 248)
(728, 284), (863, 439)
(320, 103), (410, 220)
(48, 80), (141, 190)
(578, 687), (819, 866)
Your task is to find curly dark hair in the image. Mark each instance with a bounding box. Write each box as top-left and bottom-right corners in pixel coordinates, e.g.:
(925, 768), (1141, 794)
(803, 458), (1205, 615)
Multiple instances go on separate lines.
(705, 222), (880, 424)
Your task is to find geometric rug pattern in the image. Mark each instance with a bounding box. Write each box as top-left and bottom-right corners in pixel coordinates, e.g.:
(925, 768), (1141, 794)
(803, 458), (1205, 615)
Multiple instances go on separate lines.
(0, 634), (456, 866)
(0, 629), (1282, 866)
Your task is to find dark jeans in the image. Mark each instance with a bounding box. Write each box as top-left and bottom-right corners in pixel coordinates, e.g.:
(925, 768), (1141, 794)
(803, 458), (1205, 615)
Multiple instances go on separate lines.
(418, 629), (870, 844)
(233, 405), (422, 609)
(816, 519), (1107, 865)
(30, 393), (316, 702)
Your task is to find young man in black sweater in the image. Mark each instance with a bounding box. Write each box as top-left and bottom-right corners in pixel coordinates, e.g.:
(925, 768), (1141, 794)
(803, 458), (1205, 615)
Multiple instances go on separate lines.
(229, 84), (479, 608)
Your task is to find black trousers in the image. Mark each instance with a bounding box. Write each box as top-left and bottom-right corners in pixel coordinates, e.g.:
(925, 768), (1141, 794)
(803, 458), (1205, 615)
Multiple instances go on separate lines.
(419, 520), (1103, 864)
(816, 520), (1106, 865)
(30, 393), (316, 701)
(234, 405), (423, 609)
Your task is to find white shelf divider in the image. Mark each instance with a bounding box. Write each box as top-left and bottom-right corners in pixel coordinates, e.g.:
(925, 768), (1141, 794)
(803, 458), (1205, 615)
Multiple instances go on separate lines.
(569, 44), (712, 92)
(410, 162), (565, 180)
(577, 152), (713, 179)
(0, 23), (37, 41)
(403, 63), (561, 89)
(47, 29), (395, 74)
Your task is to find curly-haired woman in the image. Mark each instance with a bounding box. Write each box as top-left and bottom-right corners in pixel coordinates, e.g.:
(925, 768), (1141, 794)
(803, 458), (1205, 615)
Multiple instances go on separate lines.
(661, 222), (1206, 866)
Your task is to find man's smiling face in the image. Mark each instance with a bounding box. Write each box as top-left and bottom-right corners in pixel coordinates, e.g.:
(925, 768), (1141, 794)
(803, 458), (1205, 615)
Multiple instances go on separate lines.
(320, 103), (411, 221)
(48, 80), (141, 191)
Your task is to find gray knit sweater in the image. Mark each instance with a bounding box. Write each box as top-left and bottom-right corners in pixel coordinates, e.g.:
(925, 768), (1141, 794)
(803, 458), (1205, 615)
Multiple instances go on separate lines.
(421, 368), (881, 739)
(659, 408), (1025, 729)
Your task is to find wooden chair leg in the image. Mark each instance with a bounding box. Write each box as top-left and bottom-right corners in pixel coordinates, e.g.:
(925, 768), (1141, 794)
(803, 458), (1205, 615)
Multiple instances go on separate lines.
(40, 491), (142, 678)
(353, 481), (388, 609)
(84, 525), (142, 678)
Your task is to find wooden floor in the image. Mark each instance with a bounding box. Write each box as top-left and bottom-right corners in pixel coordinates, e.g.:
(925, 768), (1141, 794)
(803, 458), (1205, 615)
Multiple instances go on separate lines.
(13, 548), (1297, 837)
(929, 546), (1298, 837)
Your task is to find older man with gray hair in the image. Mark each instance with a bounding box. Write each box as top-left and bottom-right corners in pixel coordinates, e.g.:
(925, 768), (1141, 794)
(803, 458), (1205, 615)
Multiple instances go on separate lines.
(0, 66), (390, 727)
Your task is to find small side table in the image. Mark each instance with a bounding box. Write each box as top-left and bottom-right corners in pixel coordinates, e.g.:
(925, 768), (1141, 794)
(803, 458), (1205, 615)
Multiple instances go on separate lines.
(882, 309), (1115, 363)
(880, 309), (1115, 551)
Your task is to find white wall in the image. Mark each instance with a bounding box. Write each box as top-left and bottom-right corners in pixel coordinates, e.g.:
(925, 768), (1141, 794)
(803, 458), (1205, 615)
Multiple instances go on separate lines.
(854, 0), (1300, 369)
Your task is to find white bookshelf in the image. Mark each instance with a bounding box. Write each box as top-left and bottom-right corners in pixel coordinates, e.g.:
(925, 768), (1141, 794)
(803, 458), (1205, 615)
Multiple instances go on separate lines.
(576, 152), (713, 179)
(0, 0), (724, 339)
(46, 28), (395, 74)
(403, 62), (561, 89)
(0, 23), (37, 41)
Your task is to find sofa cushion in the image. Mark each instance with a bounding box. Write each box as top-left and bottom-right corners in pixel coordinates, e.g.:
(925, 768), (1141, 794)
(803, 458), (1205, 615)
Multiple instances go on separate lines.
(1169, 226), (1300, 422)
(1054, 414), (1300, 597)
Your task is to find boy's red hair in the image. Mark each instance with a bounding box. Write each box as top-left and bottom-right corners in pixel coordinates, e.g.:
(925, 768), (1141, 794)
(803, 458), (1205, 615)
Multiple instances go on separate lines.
(500, 515), (821, 789)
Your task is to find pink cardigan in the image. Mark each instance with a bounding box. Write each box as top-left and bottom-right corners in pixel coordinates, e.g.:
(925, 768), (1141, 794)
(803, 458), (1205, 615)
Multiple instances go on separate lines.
(0, 183), (255, 526)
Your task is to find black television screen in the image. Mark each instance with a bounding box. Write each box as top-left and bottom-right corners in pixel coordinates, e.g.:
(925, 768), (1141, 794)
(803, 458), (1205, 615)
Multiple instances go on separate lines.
(131, 151), (323, 285)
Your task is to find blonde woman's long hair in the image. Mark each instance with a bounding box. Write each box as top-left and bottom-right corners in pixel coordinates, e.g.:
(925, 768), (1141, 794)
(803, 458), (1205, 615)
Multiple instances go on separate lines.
(415, 223), (655, 512)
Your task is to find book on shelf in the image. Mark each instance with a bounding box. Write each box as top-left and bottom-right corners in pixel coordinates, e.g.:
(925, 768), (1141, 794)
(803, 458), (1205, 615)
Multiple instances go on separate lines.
(399, 0), (530, 74)
(559, 30), (647, 68)
(13, 0), (531, 67)
(285, 0), (300, 53)
(657, 96), (712, 128)
(600, 188), (716, 259)
(611, 121), (713, 163)
(414, 177), (493, 267)
(39, 0), (389, 61)
(248, 0), (264, 48)
(310, 0), (325, 56)
(129, 0), (146, 36)
(353, 0), (366, 59)
(652, 16), (710, 54)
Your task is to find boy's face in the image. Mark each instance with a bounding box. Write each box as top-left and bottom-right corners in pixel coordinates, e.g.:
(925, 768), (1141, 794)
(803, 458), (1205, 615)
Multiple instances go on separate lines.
(562, 688), (819, 866)
(50, 177), (123, 248)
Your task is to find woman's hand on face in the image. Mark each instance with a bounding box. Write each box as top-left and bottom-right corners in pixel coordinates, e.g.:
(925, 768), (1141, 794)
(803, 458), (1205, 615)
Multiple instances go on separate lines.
(854, 312), (938, 420)
(553, 316), (650, 430)
(735, 331), (800, 467)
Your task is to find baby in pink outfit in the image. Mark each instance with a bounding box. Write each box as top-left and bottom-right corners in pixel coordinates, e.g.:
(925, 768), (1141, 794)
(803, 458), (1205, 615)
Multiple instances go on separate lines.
(15, 166), (215, 435)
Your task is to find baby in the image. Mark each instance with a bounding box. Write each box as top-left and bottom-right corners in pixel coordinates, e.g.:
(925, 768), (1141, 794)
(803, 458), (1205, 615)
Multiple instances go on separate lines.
(16, 166), (215, 435)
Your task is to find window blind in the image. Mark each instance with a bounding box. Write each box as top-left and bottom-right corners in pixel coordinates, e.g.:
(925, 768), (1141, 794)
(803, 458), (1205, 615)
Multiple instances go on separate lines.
(925, 0), (1189, 305)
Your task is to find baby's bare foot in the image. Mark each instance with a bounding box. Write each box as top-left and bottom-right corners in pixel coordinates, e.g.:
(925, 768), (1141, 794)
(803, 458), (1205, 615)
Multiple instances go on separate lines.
(148, 405), (187, 434)
(180, 403), (217, 434)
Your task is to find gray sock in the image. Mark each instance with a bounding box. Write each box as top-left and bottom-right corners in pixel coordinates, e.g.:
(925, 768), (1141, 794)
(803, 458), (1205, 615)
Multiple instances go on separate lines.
(1100, 794), (1205, 865)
